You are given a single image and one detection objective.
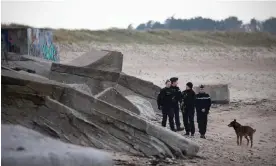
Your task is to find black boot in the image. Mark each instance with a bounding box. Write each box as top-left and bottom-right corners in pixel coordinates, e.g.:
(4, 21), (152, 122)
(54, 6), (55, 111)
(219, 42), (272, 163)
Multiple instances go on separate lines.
(176, 127), (184, 131)
(171, 129), (177, 132)
(200, 135), (206, 139)
(184, 132), (190, 136)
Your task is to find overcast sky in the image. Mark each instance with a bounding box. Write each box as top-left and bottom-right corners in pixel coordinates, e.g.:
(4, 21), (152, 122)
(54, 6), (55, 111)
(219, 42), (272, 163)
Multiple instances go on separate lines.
(1, 0), (276, 30)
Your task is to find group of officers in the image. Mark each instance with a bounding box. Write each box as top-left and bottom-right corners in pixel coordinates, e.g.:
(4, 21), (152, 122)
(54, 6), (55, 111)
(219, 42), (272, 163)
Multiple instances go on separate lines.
(157, 77), (211, 139)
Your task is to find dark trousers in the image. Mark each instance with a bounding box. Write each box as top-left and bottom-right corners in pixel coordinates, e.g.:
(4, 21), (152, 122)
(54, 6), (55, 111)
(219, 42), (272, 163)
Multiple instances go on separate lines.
(172, 104), (181, 129)
(182, 107), (195, 134)
(197, 111), (208, 135)
(162, 107), (175, 131)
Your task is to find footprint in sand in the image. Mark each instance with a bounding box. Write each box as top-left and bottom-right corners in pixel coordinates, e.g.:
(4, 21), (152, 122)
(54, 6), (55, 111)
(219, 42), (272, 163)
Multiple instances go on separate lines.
(259, 139), (267, 143)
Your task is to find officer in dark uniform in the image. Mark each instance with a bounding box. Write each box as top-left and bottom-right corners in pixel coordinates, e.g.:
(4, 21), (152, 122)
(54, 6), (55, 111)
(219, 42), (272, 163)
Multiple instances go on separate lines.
(195, 85), (211, 139)
(181, 82), (196, 136)
(157, 80), (175, 131)
(169, 77), (184, 131)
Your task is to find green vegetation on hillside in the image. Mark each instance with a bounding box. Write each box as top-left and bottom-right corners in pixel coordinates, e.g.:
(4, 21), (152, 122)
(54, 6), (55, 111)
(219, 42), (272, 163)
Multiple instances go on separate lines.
(53, 16), (276, 46)
(136, 16), (276, 34)
(54, 29), (276, 47)
(2, 23), (276, 47)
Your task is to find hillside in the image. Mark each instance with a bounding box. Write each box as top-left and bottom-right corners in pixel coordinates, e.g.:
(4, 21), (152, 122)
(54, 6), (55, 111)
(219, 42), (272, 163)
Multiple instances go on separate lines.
(53, 29), (276, 47)
(2, 23), (276, 47)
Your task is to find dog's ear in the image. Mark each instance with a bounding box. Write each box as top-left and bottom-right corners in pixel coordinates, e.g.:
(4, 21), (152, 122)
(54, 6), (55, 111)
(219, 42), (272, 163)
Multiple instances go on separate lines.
(234, 119), (236, 122)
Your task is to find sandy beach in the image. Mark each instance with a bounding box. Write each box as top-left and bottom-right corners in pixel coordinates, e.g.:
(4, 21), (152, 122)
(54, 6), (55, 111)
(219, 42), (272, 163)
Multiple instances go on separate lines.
(57, 42), (276, 166)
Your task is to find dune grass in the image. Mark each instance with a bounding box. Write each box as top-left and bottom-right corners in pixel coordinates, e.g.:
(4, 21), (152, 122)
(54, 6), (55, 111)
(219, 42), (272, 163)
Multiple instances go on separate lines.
(54, 29), (276, 47)
(2, 23), (276, 47)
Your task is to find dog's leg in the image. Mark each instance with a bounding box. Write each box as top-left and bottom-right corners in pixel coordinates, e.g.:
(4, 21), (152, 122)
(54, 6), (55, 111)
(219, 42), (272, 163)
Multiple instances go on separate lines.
(249, 135), (253, 148)
(245, 136), (249, 146)
(236, 135), (239, 145)
(240, 135), (243, 146)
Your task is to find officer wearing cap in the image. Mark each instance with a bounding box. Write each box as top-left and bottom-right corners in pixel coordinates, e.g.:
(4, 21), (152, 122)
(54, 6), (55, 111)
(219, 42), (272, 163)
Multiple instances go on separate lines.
(157, 80), (175, 131)
(195, 85), (211, 139)
(181, 82), (196, 136)
(169, 77), (184, 131)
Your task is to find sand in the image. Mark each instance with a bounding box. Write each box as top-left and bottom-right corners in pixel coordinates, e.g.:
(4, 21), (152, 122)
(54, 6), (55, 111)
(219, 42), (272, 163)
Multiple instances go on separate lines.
(58, 43), (276, 166)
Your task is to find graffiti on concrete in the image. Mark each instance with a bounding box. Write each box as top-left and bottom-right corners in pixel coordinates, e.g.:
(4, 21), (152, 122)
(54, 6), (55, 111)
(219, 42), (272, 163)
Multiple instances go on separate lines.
(1, 29), (28, 54)
(28, 28), (59, 62)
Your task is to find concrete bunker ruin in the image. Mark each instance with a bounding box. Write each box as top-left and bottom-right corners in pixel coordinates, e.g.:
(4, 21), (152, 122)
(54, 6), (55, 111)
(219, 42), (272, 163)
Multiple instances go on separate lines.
(1, 48), (229, 164)
(1, 26), (59, 62)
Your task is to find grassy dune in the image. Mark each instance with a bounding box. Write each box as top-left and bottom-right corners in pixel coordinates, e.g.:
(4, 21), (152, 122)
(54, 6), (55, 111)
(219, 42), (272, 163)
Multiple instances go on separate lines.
(2, 24), (276, 46)
(54, 29), (276, 47)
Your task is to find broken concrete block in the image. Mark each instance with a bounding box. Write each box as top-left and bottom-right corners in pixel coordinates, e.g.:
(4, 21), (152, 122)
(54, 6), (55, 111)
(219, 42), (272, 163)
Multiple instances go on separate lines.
(1, 124), (113, 166)
(2, 69), (200, 158)
(194, 84), (230, 104)
(125, 95), (156, 120)
(95, 87), (141, 115)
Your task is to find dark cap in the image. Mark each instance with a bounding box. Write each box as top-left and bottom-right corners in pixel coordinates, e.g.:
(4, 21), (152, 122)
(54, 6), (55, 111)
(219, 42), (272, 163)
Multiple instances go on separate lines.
(186, 82), (193, 89)
(199, 84), (204, 88)
(170, 77), (178, 83)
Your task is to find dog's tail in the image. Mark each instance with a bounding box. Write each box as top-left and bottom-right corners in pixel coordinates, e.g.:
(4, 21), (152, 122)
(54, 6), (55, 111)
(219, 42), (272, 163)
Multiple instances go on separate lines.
(253, 129), (256, 133)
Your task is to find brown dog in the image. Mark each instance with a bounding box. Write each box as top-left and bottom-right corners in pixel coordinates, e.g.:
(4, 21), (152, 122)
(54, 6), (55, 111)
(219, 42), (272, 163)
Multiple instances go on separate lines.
(228, 119), (256, 147)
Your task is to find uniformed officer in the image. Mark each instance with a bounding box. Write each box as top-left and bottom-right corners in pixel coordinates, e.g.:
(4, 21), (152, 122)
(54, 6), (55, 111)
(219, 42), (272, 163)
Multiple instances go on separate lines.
(169, 77), (184, 131)
(157, 80), (175, 131)
(195, 85), (212, 139)
(181, 82), (196, 136)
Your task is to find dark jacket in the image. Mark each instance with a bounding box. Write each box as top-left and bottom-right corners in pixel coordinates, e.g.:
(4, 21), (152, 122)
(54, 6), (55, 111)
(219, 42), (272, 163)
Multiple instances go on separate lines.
(195, 92), (211, 114)
(170, 86), (182, 105)
(157, 87), (174, 108)
(181, 89), (196, 110)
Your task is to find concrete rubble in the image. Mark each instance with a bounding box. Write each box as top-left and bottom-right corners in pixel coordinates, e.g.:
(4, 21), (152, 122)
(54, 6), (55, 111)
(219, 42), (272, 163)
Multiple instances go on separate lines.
(1, 49), (201, 164)
(194, 84), (230, 104)
(1, 124), (113, 166)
